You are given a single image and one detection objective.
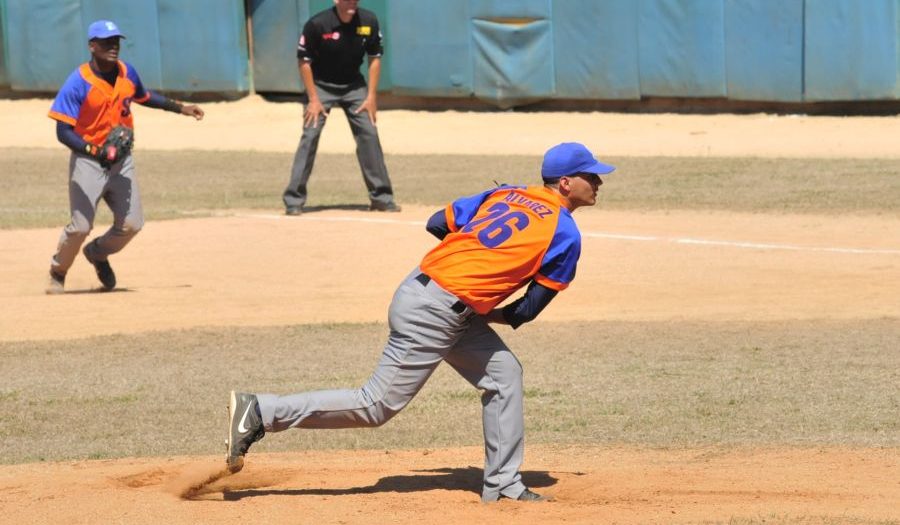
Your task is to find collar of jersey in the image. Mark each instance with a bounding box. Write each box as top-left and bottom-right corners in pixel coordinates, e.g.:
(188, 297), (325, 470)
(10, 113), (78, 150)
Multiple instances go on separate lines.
(81, 61), (125, 97)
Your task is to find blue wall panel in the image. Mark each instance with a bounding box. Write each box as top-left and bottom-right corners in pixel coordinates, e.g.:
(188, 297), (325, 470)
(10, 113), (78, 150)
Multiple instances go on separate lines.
(472, 18), (554, 107)
(805, 0), (900, 100)
(724, 0), (803, 102)
(3, 0), (900, 104)
(157, 0), (248, 92)
(638, 0), (727, 97)
(249, 0), (307, 93)
(388, 0), (472, 96)
(5, 0), (83, 91)
(0, 0), (7, 87)
(469, 0), (551, 19)
(3, 0), (247, 93)
(552, 0), (640, 99)
(0, 0), (8, 87)
(469, 0), (553, 106)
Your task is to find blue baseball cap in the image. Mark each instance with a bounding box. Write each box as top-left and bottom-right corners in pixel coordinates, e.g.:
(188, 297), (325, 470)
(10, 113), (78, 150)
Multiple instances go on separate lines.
(88, 20), (125, 40)
(541, 142), (615, 182)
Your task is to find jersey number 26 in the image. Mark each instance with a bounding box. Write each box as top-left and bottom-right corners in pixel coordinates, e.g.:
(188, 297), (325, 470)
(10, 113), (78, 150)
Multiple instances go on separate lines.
(461, 202), (530, 248)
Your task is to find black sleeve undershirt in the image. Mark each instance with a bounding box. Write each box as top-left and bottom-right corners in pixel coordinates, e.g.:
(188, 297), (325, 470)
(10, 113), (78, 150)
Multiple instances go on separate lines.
(426, 209), (451, 240)
(140, 91), (182, 113)
(501, 282), (559, 329)
(56, 121), (90, 153)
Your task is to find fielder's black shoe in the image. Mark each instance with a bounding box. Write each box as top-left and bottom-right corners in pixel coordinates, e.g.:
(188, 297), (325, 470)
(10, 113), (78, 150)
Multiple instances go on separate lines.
(46, 270), (66, 295)
(82, 243), (116, 291)
(285, 206), (303, 216)
(226, 391), (265, 473)
(369, 201), (402, 212)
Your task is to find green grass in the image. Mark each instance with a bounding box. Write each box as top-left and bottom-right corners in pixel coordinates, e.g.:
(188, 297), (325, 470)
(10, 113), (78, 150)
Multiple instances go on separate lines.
(1, 148), (899, 228)
(0, 319), (897, 464)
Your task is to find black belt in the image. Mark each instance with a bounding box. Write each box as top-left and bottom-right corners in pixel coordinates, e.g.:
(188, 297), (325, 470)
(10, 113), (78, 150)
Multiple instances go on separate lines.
(415, 273), (469, 314)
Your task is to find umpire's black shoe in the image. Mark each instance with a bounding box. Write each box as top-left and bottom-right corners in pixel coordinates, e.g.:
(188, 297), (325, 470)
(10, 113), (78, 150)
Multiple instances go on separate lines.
(504, 488), (548, 502)
(369, 201), (402, 212)
(285, 206), (303, 216)
(226, 391), (265, 473)
(82, 243), (116, 291)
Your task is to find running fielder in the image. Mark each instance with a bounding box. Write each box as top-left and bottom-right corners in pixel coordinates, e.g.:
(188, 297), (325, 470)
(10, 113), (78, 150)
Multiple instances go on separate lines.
(228, 142), (614, 502)
(46, 20), (203, 294)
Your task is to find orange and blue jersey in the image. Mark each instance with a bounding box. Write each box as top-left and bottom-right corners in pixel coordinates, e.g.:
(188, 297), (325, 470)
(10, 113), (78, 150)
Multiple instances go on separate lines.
(420, 185), (581, 314)
(48, 61), (149, 146)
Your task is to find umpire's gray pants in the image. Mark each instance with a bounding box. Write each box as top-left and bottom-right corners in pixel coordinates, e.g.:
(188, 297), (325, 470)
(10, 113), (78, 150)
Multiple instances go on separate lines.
(257, 269), (527, 502)
(50, 152), (143, 276)
(282, 82), (395, 209)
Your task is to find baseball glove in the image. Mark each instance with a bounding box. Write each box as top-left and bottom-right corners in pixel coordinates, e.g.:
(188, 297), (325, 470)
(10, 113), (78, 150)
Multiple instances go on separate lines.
(97, 125), (134, 167)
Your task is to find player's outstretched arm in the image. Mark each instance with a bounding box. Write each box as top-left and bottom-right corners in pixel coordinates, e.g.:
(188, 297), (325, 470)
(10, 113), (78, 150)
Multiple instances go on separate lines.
(179, 104), (204, 120)
(141, 91), (203, 120)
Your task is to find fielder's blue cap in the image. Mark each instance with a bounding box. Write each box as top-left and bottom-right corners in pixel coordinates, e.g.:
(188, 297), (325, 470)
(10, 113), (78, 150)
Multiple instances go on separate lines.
(541, 142), (615, 182)
(88, 20), (125, 40)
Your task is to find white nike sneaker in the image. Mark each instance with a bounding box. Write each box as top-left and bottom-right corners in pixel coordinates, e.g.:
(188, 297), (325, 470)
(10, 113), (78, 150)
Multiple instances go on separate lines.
(226, 391), (265, 473)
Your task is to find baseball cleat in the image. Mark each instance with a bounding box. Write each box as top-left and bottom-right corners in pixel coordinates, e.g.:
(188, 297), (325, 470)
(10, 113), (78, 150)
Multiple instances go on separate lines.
(504, 488), (549, 502)
(516, 488), (548, 501)
(285, 206), (303, 216)
(369, 201), (401, 213)
(46, 270), (66, 295)
(82, 243), (116, 291)
(226, 391), (265, 473)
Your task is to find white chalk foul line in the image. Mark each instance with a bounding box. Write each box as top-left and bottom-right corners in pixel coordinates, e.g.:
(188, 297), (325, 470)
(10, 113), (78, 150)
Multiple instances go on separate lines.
(241, 213), (900, 255)
(242, 213), (423, 226)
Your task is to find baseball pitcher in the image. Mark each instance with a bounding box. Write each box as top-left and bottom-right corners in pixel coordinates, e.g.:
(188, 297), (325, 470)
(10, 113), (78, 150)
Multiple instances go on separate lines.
(229, 142), (614, 502)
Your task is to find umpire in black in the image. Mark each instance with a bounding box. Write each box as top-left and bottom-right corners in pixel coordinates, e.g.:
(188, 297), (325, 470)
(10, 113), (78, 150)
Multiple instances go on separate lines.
(283, 0), (400, 215)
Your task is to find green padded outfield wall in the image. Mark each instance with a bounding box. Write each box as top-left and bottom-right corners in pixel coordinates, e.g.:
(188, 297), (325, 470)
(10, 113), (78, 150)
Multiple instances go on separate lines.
(804, 0), (900, 100)
(1, 0), (899, 106)
(1, 0), (248, 93)
(0, 0), (7, 87)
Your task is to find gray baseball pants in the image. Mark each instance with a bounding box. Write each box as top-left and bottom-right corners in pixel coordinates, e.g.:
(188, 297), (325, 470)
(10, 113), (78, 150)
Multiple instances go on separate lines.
(50, 152), (143, 276)
(282, 82), (395, 210)
(257, 269), (527, 501)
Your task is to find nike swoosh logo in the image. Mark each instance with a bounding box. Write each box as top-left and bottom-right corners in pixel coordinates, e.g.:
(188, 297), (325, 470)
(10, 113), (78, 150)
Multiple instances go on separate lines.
(237, 403), (253, 434)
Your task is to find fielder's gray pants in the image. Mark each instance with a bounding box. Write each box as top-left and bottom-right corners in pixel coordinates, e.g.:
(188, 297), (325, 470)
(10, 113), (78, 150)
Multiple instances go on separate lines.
(50, 152), (143, 276)
(282, 82), (395, 210)
(257, 269), (527, 502)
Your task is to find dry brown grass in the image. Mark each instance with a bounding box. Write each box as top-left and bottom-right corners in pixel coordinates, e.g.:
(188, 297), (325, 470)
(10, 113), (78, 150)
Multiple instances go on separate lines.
(1, 149), (898, 228)
(1, 319), (897, 464)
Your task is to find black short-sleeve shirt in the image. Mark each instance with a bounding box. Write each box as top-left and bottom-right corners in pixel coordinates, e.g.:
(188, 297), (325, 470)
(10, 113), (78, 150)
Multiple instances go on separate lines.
(297, 7), (383, 88)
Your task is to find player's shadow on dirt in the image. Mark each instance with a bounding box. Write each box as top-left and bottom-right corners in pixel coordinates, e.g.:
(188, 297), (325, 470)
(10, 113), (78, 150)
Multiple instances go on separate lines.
(298, 204), (372, 213)
(222, 466), (557, 500)
(61, 288), (136, 295)
(62, 284), (192, 294)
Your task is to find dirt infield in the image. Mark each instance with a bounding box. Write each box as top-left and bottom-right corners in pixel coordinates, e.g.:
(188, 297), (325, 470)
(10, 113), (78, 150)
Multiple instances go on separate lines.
(2, 447), (898, 524)
(2, 98), (899, 523)
(4, 94), (900, 157)
(3, 207), (898, 341)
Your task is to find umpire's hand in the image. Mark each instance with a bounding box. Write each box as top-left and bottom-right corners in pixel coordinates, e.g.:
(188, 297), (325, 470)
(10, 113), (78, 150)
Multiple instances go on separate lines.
(304, 99), (326, 128)
(354, 95), (377, 126)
